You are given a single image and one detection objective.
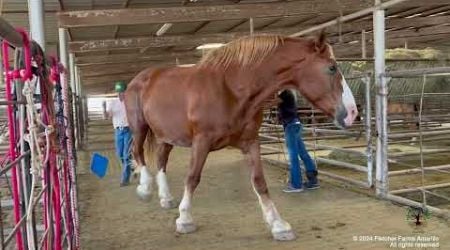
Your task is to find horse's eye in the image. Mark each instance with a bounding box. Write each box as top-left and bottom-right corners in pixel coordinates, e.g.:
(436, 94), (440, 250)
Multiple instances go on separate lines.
(328, 65), (337, 75)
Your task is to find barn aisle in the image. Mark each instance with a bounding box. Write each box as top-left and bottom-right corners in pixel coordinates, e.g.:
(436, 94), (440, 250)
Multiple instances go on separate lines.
(77, 119), (449, 250)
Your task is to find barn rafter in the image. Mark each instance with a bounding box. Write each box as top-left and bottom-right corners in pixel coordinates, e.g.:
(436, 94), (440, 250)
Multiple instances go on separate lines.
(3, 0), (449, 93)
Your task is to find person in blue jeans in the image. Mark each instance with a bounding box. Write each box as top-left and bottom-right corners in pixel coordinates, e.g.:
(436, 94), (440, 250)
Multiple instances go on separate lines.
(278, 89), (320, 193)
(104, 81), (132, 186)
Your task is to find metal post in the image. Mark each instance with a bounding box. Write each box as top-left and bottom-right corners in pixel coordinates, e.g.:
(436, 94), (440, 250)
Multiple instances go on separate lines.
(58, 28), (68, 68)
(249, 18), (254, 36)
(361, 30), (366, 59)
(69, 53), (76, 92)
(373, 0), (388, 197)
(363, 76), (373, 187)
(75, 66), (84, 146)
(26, 1), (46, 247)
(27, 0), (46, 49)
(69, 53), (80, 148)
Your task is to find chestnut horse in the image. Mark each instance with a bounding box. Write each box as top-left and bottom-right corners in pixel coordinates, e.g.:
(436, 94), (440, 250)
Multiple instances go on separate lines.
(124, 34), (358, 241)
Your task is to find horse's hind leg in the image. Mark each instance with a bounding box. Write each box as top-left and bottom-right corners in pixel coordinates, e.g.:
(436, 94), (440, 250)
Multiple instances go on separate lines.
(133, 126), (153, 201)
(176, 136), (210, 234)
(244, 140), (296, 241)
(156, 143), (176, 209)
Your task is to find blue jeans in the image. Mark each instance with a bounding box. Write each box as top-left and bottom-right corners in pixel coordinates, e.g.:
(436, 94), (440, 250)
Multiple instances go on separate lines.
(115, 127), (132, 184)
(284, 121), (317, 188)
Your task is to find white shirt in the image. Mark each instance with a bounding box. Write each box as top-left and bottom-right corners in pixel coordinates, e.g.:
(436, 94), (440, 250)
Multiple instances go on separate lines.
(106, 98), (129, 128)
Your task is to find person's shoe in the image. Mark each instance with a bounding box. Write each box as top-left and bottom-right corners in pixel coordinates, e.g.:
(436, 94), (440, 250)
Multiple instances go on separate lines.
(306, 170), (320, 190)
(283, 185), (304, 193)
(305, 181), (320, 190)
(120, 182), (129, 187)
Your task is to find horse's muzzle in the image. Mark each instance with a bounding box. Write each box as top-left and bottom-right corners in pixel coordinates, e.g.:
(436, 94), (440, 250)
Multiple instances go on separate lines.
(335, 102), (358, 129)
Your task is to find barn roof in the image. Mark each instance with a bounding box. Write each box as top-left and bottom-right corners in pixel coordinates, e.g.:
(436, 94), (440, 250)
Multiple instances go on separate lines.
(1, 0), (450, 94)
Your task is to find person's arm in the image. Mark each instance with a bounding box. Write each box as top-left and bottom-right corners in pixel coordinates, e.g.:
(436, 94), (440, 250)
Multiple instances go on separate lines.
(277, 105), (283, 124)
(103, 101), (112, 119)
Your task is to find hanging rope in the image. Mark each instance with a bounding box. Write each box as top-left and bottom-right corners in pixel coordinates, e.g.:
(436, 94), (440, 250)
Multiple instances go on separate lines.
(2, 26), (80, 250)
(22, 76), (51, 250)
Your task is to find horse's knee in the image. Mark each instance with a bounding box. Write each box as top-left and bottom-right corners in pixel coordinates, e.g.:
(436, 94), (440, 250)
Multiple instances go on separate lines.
(252, 174), (268, 194)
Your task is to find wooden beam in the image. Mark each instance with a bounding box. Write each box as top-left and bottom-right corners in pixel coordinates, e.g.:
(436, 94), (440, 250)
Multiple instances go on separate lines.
(80, 62), (155, 74)
(79, 58), (196, 76)
(110, 0), (132, 55)
(327, 15), (450, 34)
(75, 51), (200, 65)
(193, 21), (210, 33)
(329, 24), (450, 44)
(51, 0), (380, 28)
(69, 32), (248, 52)
(83, 70), (142, 78)
(57, 0), (449, 28)
(82, 73), (136, 85)
(333, 33), (450, 57)
(68, 16), (450, 52)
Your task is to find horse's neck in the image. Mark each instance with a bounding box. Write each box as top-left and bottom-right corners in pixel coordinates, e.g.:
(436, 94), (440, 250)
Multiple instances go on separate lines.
(225, 63), (293, 126)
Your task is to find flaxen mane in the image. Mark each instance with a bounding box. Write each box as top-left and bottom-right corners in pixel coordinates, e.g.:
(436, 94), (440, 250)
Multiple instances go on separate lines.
(198, 34), (284, 69)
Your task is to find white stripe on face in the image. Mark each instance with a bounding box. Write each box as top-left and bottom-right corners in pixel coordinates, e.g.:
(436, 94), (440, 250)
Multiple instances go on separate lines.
(341, 77), (356, 107)
(341, 76), (358, 127)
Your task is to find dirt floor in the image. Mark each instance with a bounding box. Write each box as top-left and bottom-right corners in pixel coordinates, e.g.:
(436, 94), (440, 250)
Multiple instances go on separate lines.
(78, 121), (450, 250)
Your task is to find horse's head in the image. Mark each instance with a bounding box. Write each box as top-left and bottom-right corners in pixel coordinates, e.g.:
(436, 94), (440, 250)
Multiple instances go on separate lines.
(286, 33), (358, 128)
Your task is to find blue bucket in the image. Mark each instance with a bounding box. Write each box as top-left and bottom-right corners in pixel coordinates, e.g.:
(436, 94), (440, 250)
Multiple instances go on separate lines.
(90, 152), (109, 179)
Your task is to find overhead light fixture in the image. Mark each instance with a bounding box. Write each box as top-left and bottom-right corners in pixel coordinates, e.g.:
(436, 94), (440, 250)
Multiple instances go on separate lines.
(196, 43), (225, 50)
(156, 23), (173, 36)
(177, 64), (195, 67)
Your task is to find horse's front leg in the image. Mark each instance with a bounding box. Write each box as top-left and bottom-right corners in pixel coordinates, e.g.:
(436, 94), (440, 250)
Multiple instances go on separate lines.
(176, 136), (210, 234)
(245, 140), (296, 241)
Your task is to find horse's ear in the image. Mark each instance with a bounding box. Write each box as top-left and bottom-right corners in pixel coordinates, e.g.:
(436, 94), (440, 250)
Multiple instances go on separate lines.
(314, 30), (327, 53)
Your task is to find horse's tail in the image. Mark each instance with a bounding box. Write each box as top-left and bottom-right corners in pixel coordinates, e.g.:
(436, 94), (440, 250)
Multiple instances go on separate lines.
(125, 71), (156, 173)
(132, 129), (157, 174)
(144, 129), (157, 168)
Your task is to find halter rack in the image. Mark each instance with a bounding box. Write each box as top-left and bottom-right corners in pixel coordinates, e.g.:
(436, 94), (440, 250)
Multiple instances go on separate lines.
(1, 27), (80, 250)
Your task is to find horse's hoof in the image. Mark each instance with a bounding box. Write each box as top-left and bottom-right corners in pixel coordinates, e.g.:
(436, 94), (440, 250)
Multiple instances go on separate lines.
(136, 185), (152, 201)
(272, 230), (296, 241)
(176, 221), (197, 234)
(160, 199), (178, 209)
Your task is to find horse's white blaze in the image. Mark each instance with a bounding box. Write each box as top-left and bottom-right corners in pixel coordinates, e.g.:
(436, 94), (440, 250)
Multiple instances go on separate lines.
(156, 170), (174, 207)
(341, 76), (358, 126)
(177, 188), (193, 224)
(136, 166), (152, 200)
